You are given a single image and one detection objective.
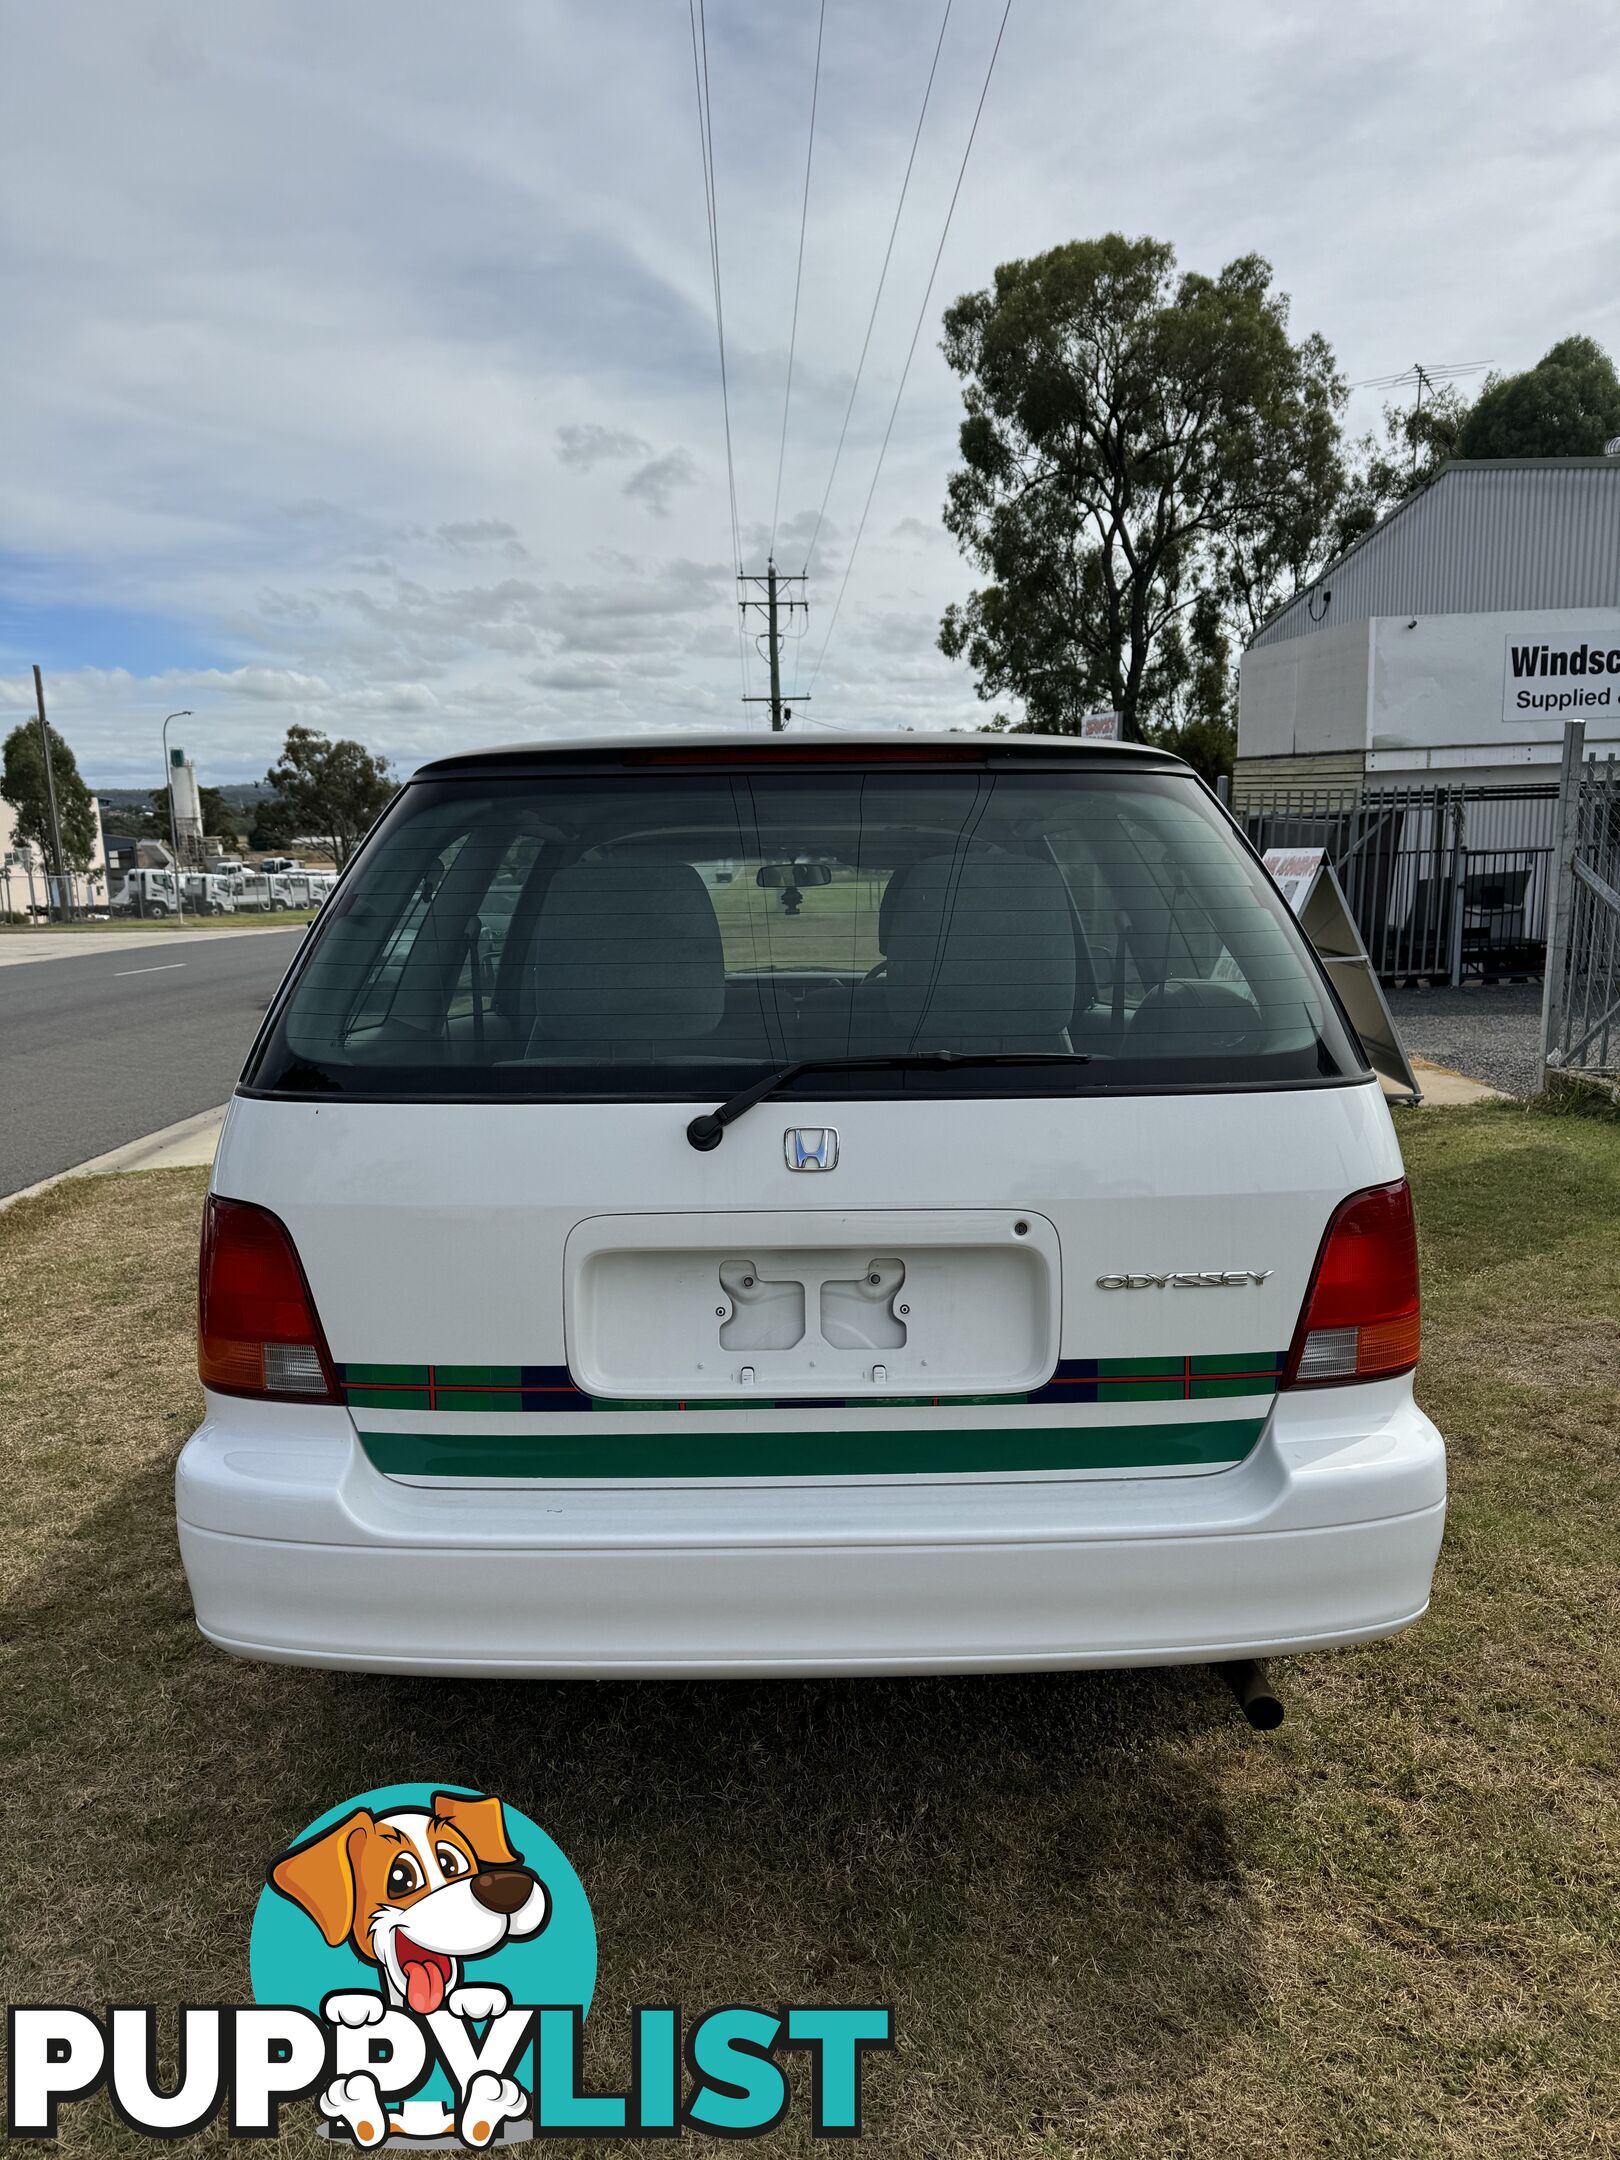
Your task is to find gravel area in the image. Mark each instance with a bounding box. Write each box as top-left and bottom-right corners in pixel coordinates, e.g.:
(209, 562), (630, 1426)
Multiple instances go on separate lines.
(1384, 982), (1544, 1098)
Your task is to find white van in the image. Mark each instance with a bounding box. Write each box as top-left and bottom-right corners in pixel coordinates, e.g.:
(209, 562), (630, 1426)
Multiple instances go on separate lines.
(177, 734), (1444, 1690)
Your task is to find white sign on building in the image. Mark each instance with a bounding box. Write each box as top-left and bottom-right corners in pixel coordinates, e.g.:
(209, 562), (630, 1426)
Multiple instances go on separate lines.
(1501, 632), (1620, 726)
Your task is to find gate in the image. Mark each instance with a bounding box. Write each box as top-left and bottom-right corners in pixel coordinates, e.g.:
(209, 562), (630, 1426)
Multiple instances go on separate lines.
(1230, 778), (1560, 984)
(1541, 722), (1620, 1086)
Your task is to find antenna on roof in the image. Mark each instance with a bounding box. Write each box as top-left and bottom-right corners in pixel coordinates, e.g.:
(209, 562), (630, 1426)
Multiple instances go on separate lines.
(1347, 361), (1492, 477)
(1348, 361), (1490, 391)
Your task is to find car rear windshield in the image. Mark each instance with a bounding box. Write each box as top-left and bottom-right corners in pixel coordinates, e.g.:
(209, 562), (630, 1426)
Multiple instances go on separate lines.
(245, 765), (1365, 1099)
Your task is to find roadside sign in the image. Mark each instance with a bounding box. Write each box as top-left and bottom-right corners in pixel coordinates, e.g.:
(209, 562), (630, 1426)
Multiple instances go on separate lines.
(1262, 847), (1422, 1103)
(1262, 847), (1327, 909)
(1079, 710), (1122, 741)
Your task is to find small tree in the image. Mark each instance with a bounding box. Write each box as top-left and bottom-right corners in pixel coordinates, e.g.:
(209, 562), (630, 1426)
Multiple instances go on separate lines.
(2, 720), (100, 879)
(263, 725), (394, 866)
(1458, 336), (1620, 460)
(247, 799), (298, 853)
(198, 786), (245, 842)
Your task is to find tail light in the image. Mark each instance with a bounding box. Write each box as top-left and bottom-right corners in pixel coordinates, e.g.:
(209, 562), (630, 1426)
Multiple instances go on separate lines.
(199, 1196), (338, 1402)
(1283, 1180), (1420, 1388)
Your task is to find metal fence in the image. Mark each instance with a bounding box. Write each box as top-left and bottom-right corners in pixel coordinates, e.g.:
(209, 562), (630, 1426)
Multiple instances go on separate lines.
(1541, 725), (1620, 1084)
(1230, 778), (1561, 983)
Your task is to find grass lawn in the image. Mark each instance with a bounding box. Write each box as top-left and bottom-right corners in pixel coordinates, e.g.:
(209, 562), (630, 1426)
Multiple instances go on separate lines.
(2, 1103), (1617, 2156)
(708, 866), (887, 974)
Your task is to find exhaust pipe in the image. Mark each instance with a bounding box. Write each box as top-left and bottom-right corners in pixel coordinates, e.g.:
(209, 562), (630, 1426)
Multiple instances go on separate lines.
(1219, 1659), (1284, 1730)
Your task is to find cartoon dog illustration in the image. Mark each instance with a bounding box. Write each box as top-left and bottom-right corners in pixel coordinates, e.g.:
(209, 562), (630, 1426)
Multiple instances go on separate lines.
(269, 1789), (549, 2148)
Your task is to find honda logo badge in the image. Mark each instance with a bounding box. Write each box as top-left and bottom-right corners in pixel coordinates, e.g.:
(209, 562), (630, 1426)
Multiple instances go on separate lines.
(785, 1127), (838, 1172)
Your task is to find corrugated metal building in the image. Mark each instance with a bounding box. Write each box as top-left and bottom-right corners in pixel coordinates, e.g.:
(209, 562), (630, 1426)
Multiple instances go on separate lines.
(1237, 457), (1620, 795)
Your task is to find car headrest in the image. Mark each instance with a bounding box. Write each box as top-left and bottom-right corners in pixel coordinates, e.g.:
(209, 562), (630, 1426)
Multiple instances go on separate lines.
(877, 863), (915, 953)
(1127, 978), (1262, 1051)
(882, 852), (1076, 1048)
(528, 862), (725, 1042)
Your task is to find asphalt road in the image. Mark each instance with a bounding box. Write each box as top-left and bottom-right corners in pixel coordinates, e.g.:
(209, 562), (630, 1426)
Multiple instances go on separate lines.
(0, 931), (305, 1196)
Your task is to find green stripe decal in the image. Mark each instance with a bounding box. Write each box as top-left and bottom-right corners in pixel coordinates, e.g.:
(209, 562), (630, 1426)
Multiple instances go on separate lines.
(338, 1352), (1285, 1414)
(348, 1386), (433, 1410)
(357, 1418), (1265, 1481)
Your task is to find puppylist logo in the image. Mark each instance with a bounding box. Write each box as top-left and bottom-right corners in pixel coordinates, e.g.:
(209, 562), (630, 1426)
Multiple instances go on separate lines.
(7, 1783), (892, 2145)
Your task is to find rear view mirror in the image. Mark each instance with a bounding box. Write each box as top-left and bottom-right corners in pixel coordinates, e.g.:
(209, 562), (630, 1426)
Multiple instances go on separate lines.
(756, 862), (834, 889)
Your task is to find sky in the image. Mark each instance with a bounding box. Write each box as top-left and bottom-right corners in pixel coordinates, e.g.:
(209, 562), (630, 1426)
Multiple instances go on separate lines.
(2, 0), (1617, 788)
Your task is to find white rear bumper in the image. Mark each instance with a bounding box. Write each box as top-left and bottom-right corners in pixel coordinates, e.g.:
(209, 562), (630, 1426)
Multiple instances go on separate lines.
(175, 1384), (1445, 1678)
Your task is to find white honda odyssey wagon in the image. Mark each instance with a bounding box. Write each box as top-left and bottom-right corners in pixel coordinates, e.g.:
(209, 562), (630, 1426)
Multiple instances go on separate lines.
(176, 733), (1444, 1695)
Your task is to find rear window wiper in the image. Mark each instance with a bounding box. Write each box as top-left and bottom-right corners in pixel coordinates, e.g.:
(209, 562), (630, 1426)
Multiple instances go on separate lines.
(686, 1051), (1088, 1151)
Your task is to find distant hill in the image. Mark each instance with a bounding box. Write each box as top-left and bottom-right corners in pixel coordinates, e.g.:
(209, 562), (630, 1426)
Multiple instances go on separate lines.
(93, 780), (274, 810)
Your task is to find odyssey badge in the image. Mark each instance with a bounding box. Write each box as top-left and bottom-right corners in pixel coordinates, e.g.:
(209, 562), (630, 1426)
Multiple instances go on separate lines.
(1097, 1269), (1273, 1289)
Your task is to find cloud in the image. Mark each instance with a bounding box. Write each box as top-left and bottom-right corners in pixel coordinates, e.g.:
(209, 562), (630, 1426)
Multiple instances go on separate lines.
(337, 681), (441, 714)
(551, 557), (727, 618)
(859, 611), (945, 659)
(528, 662), (617, 692)
(555, 422), (652, 470)
(739, 507), (841, 568)
(2, 0), (1612, 781)
(138, 664), (332, 700)
(433, 518), (530, 561)
(331, 575), (549, 662)
(623, 448), (698, 517)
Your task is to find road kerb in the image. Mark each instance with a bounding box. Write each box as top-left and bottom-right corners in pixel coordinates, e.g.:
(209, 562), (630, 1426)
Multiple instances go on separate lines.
(0, 1104), (227, 1211)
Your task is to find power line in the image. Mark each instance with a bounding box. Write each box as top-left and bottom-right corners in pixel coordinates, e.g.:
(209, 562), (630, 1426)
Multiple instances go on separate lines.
(805, 0), (1012, 699)
(687, 0), (750, 700)
(692, 0), (742, 575)
(769, 0), (826, 561)
(799, 0), (953, 583)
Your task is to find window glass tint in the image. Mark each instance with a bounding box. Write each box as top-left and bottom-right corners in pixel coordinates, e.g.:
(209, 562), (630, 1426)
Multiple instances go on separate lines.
(250, 768), (1363, 1098)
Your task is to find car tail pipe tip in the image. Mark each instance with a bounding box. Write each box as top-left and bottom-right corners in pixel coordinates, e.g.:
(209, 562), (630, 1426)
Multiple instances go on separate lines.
(1219, 1658), (1284, 1730)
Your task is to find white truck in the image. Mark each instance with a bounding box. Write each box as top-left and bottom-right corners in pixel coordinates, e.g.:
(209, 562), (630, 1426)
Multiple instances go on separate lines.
(110, 869), (181, 917)
(231, 871), (331, 912)
(183, 874), (239, 916)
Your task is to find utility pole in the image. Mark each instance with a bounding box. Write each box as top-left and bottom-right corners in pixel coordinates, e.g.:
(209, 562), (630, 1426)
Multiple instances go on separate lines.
(32, 666), (69, 922)
(738, 559), (809, 731)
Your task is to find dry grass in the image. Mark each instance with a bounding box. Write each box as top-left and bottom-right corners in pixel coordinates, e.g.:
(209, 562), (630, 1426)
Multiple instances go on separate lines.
(2, 1105), (1617, 2157)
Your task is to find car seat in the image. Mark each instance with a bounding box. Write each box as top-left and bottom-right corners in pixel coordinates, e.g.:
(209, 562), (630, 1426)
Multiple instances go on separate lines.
(882, 852), (1078, 1051)
(525, 861), (725, 1057)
